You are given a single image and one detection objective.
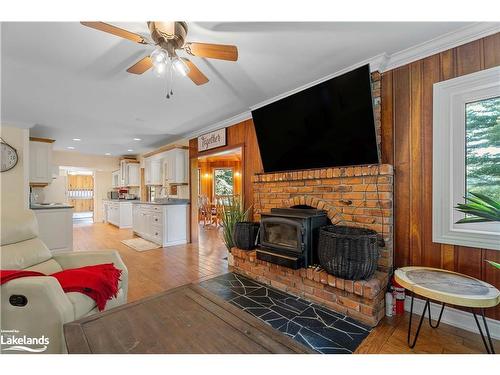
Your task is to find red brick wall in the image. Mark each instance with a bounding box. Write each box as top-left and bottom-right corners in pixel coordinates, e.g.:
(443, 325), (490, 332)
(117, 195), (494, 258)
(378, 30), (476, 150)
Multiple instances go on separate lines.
(252, 164), (394, 272)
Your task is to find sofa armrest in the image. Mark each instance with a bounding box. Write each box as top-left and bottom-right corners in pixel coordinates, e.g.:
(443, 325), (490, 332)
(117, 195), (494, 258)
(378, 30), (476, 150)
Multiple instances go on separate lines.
(1, 276), (75, 353)
(52, 250), (128, 300)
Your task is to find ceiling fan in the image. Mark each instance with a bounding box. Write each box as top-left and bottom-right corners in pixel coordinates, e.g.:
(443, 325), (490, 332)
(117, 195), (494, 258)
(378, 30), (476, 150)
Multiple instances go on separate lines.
(81, 22), (238, 96)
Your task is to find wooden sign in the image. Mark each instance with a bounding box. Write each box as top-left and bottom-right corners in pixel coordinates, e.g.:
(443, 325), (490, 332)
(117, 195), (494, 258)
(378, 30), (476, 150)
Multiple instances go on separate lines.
(198, 128), (227, 152)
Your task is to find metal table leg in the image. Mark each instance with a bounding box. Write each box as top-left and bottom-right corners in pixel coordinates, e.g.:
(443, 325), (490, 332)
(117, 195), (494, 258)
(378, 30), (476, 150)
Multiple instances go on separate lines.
(407, 294), (446, 349)
(407, 294), (428, 348)
(471, 308), (496, 354)
(428, 301), (445, 328)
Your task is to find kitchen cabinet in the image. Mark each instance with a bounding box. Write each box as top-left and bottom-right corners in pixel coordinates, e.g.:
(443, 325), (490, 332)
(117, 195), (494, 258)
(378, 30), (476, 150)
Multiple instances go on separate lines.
(162, 148), (188, 184)
(111, 170), (120, 188)
(29, 139), (54, 185)
(127, 163), (140, 187)
(132, 203), (188, 247)
(112, 160), (140, 188)
(145, 158), (162, 185)
(32, 207), (73, 253)
(104, 200), (132, 228)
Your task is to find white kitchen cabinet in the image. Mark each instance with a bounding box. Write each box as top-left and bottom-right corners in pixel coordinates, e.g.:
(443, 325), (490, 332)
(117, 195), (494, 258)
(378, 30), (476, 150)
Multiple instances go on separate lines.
(32, 207), (73, 253)
(29, 140), (53, 185)
(111, 170), (120, 188)
(162, 148), (188, 184)
(104, 200), (132, 228)
(127, 163), (140, 187)
(145, 158), (162, 185)
(132, 203), (188, 247)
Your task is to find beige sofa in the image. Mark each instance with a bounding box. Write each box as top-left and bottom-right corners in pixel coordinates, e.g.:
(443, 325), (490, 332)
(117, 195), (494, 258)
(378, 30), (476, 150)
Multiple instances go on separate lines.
(0, 210), (128, 353)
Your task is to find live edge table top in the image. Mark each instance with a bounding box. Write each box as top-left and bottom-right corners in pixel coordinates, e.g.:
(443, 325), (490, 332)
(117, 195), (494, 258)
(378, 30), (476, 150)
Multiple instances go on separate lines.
(395, 267), (500, 308)
(64, 284), (314, 354)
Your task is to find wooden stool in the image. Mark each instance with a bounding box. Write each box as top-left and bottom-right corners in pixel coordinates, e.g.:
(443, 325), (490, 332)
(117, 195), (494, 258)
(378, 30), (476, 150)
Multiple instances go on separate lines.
(395, 266), (500, 354)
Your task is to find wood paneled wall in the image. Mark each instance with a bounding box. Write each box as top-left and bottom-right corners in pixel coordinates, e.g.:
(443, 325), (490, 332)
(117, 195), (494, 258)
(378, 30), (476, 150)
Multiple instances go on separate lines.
(189, 119), (264, 242)
(381, 33), (500, 319)
(68, 174), (94, 213)
(189, 119), (263, 208)
(198, 160), (242, 200)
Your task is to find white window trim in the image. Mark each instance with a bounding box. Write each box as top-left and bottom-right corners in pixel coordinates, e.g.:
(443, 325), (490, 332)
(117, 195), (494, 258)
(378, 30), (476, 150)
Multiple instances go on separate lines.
(433, 66), (500, 251)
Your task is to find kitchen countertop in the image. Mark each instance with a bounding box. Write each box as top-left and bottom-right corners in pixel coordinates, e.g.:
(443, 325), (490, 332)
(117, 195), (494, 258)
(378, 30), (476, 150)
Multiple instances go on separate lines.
(103, 199), (138, 202)
(132, 199), (190, 206)
(30, 203), (74, 210)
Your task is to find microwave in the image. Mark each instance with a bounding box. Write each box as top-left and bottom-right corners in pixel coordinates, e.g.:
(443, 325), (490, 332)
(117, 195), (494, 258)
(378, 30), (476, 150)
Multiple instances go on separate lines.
(107, 191), (119, 199)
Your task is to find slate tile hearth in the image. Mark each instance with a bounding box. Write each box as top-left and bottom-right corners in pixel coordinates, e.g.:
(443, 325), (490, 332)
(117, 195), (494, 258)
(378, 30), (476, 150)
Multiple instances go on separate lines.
(199, 272), (371, 354)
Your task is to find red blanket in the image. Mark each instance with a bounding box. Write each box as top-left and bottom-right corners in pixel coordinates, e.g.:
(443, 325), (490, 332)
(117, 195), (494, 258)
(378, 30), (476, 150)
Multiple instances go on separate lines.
(0, 263), (122, 311)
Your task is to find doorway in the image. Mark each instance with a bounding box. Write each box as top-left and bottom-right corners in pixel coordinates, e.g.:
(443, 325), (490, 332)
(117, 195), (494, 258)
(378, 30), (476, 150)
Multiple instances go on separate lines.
(195, 147), (243, 233)
(67, 172), (94, 224)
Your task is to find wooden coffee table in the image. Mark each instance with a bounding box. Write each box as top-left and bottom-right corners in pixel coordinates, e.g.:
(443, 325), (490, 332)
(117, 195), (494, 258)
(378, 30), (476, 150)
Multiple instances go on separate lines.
(64, 284), (314, 354)
(395, 266), (500, 354)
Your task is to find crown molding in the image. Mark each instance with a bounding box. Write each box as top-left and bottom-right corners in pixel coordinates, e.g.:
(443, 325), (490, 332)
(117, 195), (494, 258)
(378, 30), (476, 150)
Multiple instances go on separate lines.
(383, 22), (500, 72)
(250, 53), (389, 111)
(181, 110), (252, 140)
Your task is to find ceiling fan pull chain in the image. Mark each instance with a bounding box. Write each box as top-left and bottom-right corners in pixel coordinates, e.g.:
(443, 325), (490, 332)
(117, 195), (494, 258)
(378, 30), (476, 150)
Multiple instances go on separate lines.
(170, 62), (174, 97)
(166, 60), (172, 99)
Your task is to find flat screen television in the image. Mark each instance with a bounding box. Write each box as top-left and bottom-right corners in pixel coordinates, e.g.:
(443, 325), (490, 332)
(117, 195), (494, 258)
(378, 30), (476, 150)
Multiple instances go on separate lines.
(251, 64), (379, 173)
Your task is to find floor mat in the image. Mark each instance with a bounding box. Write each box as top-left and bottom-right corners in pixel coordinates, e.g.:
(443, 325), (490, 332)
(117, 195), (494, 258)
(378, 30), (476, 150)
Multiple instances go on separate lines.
(199, 272), (371, 354)
(121, 237), (160, 252)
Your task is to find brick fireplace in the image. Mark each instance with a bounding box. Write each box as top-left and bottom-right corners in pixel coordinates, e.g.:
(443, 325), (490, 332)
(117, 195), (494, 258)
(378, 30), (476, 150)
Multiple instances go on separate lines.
(230, 163), (393, 326)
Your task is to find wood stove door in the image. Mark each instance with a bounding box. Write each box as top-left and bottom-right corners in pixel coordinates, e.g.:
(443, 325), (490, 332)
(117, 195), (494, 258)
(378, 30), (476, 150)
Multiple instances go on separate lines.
(260, 217), (303, 255)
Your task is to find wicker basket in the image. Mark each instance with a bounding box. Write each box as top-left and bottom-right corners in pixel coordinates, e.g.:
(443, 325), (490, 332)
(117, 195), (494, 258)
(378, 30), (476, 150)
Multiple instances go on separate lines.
(233, 222), (260, 250)
(318, 225), (379, 280)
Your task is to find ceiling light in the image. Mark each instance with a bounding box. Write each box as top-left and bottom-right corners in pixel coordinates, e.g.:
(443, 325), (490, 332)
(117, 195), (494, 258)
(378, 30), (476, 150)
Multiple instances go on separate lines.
(133, 138), (142, 141)
(105, 153), (111, 156)
(72, 138), (81, 141)
(127, 149), (134, 152)
(150, 48), (168, 66)
(172, 57), (190, 77)
(152, 62), (167, 77)
(67, 146), (75, 150)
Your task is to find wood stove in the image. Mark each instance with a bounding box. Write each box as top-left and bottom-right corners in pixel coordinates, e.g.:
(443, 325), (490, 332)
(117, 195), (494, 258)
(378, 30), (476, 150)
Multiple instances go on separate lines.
(257, 207), (328, 269)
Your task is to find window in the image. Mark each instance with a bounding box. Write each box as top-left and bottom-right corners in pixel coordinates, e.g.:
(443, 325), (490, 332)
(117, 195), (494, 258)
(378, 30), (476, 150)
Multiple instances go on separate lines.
(465, 97), (500, 202)
(213, 168), (234, 196)
(433, 66), (500, 250)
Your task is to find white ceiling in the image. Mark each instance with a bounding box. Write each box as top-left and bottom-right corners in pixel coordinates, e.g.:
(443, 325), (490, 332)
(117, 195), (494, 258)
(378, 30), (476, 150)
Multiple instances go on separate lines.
(1, 22), (479, 155)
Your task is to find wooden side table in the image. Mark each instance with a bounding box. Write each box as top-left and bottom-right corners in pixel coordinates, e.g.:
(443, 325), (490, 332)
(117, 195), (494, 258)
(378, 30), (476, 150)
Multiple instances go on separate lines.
(395, 266), (500, 354)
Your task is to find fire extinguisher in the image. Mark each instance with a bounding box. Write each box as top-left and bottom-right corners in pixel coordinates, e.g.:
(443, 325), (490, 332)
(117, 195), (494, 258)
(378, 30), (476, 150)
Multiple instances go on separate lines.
(391, 277), (405, 315)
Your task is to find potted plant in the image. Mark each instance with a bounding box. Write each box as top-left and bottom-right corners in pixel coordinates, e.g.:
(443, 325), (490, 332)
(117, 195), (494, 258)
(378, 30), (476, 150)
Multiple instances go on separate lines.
(220, 197), (251, 265)
(455, 192), (500, 269)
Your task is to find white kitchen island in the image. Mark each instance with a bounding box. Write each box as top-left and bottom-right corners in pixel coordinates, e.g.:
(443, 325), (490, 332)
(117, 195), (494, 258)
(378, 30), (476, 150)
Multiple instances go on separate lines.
(31, 204), (73, 253)
(132, 200), (189, 247)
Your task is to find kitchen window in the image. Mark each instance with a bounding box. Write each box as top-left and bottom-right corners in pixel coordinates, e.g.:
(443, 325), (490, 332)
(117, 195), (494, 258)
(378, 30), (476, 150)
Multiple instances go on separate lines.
(433, 66), (500, 250)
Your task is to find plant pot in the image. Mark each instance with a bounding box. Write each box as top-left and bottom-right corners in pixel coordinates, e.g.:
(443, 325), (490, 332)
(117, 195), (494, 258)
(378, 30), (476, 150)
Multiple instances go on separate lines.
(233, 221), (260, 250)
(318, 225), (379, 280)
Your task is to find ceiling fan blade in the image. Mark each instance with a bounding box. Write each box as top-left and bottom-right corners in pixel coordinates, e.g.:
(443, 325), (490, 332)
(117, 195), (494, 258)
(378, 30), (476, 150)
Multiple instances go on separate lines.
(80, 22), (148, 44)
(182, 58), (209, 85)
(184, 42), (238, 61)
(127, 56), (152, 74)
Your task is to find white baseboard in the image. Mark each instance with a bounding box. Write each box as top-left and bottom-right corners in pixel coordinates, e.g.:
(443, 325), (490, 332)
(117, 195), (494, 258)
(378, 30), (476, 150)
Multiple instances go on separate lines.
(404, 296), (500, 340)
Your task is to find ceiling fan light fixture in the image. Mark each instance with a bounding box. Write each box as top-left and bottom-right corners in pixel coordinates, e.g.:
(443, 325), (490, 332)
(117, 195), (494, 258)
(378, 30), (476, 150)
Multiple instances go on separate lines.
(152, 62), (167, 77)
(172, 57), (190, 77)
(150, 48), (168, 66)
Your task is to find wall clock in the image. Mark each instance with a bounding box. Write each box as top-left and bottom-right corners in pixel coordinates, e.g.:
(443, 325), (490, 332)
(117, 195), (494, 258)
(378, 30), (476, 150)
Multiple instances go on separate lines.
(1, 137), (19, 172)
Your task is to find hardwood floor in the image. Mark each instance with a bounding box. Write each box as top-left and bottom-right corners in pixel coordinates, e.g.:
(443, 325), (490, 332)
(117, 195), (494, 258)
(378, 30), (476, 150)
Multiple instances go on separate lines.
(73, 222), (498, 354)
(73, 223), (228, 302)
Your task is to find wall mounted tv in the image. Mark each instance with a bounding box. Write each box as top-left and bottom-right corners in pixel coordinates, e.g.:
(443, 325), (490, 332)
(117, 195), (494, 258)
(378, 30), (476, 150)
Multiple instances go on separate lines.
(251, 64), (379, 173)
